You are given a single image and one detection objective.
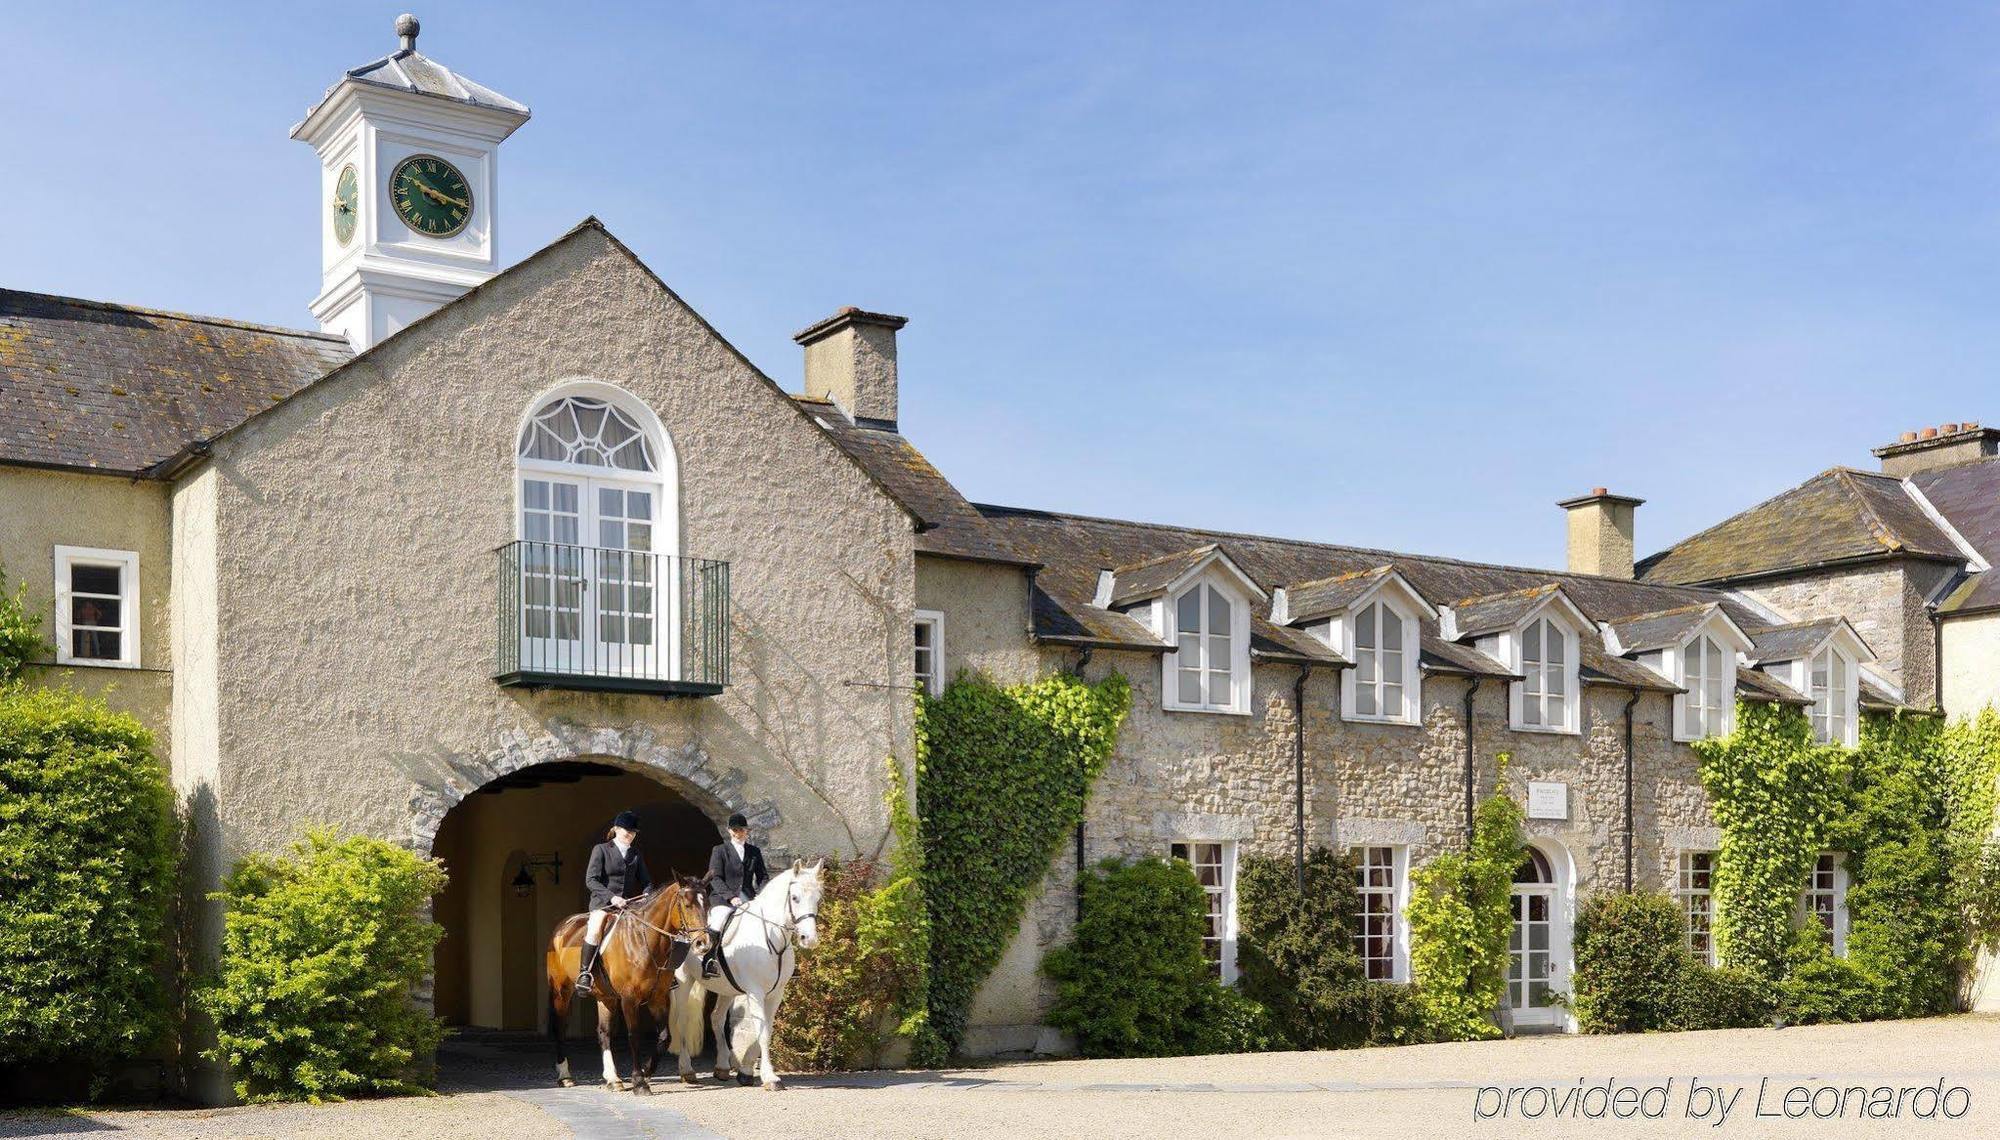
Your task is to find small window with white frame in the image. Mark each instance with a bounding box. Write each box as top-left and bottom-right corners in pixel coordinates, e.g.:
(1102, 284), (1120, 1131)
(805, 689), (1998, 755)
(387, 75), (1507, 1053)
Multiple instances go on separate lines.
(1514, 616), (1577, 732)
(1678, 635), (1734, 741)
(913, 610), (944, 695)
(1169, 840), (1236, 981)
(1808, 647), (1855, 746)
(1351, 845), (1406, 981)
(1345, 601), (1419, 724)
(1678, 851), (1716, 965)
(1799, 851), (1848, 955)
(1167, 582), (1245, 714)
(54, 546), (139, 668)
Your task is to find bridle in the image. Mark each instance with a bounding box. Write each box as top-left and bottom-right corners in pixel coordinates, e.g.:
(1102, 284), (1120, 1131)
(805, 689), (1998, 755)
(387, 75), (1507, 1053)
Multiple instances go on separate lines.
(608, 882), (711, 971)
(710, 877), (821, 998)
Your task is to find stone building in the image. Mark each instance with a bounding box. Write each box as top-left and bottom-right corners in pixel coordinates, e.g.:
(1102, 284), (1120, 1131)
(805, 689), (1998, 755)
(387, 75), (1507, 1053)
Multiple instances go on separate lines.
(2, 16), (1994, 1095)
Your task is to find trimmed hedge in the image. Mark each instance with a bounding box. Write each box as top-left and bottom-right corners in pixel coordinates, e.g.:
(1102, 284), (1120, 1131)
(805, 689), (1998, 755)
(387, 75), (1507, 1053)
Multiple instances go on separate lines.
(1043, 856), (1266, 1057)
(0, 686), (177, 1066)
(1236, 848), (1420, 1048)
(200, 830), (446, 1103)
(1570, 892), (1770, 1033)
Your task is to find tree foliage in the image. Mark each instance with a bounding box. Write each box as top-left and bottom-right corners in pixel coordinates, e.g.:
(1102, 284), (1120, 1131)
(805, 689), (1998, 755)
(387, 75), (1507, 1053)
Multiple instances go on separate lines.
(200, 830), (446, 1103)
(913, 671), (1130, 1059)
(0, 566), (50, 683)
(0, 686), (176, 1066)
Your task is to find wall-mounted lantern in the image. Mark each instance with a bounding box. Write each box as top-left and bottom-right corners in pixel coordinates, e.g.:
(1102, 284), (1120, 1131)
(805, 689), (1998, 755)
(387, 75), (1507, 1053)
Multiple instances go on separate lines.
(511, 852), (563, 898)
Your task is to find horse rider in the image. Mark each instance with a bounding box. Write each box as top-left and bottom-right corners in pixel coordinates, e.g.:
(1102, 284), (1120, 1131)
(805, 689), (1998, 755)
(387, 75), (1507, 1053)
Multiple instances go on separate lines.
(576, 810), (652, 996)
(702, 812), (769, 973)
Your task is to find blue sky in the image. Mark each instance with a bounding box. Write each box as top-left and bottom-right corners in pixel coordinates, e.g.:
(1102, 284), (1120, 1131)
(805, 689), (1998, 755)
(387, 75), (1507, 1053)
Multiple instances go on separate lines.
(9, 3), (2000, 569)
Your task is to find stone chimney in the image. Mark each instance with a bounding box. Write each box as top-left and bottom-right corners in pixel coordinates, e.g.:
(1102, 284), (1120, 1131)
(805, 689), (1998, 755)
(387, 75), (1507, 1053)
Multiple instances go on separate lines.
(1557, 488), (1644, 578)
(793, 308), (908, 425)
(1871, 421), (2000, 477)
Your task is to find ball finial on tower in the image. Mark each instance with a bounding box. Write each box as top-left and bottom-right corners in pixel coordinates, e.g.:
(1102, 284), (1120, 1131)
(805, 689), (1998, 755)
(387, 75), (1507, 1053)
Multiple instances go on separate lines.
(395, 13), (420, 52)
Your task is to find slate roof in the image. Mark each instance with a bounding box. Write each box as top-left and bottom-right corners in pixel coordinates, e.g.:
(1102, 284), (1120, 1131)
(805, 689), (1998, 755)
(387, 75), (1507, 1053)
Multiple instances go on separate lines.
(1746, 619), (1854, 664)
(1638, 468), (1965, 586)
(0, 289), (353, 474)
(791, 397), (1032, 567)
(1737, 667), (1811, 706)
(1282, 566), (1399, 625)
(1603, 604), (1721, 655)
(1105, 545), (1227, 607)
(1449, 584), (1571, 640)
(1910, 457), (2000, 614)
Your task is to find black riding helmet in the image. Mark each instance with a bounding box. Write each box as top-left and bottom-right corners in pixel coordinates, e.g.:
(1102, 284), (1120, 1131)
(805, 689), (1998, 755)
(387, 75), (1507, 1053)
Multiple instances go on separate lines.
(613, 810), (642, 832)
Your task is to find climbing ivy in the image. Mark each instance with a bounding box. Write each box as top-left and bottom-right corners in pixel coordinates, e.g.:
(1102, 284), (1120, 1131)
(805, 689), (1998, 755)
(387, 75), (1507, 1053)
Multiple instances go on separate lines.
(1405, 768), (1524, 1041)
(1691, 701), (1849, 980)
(0, 565), (49, 684)
(913, 670), (1131, 1059)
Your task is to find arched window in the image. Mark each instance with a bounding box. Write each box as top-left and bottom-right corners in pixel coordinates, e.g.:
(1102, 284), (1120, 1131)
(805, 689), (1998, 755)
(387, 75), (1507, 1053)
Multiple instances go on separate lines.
(512, 383), (676, 679)
(1679, 634), (1733, 740)
(1347, 600), (1416, 723)
(1516, 617), (1573, 731)
(1170, 582), (1239, 712)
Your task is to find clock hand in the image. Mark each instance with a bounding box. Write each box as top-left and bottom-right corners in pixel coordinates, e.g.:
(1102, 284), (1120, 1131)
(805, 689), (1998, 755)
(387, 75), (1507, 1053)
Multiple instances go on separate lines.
(406, 175), (469, 210)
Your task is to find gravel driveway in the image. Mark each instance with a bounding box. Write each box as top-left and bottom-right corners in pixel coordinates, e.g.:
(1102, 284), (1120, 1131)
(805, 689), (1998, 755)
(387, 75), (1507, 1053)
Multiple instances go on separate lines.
(7, 1015), (1997, 1139)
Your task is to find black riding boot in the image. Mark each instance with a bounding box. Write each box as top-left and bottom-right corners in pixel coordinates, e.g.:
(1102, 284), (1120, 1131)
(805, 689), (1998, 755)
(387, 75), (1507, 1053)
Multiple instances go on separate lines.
(702, 930), (721, 978)
(576, 942), (601, 995)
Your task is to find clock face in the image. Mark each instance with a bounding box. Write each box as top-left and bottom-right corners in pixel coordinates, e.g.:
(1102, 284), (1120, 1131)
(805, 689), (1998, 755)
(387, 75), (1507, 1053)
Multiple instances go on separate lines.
(332, 164), (358, 245)
(389, 154), (473, 239)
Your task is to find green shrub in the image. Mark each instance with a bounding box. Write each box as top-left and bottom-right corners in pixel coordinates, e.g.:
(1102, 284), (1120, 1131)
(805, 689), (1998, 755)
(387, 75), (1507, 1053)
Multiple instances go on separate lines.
(1406, 784), (1523, 1040)
(915, 671), (1130, 1057)
(1571, 893), (1689, 1034)
(201, 830), (447, 1103)
(0, 567), (50, 683)
(1777, 931), (1885, 1025)
(0, 687), (176, 1065)
(1236, 848), (1420, 1048)
(1190, 983), (1275, 1055)
(1043, 856), (1240, 1057)
(1570, 892), (1771, 1033)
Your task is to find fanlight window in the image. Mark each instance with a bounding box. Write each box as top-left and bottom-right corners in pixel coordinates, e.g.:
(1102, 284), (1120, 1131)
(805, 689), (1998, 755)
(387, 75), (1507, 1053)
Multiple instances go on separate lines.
(519, 396), (657, 472)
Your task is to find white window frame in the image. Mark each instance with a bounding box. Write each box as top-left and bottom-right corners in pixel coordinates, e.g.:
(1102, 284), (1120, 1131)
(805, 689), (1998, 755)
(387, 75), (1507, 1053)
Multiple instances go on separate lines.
(53, 546), (139, 668)
(1678, 850), (1716, 966)
(1674, 634), (1736, 742)
(1350, 844), (1411, 982)
(1341, 600), (1421, 725)
(1169, 840), (1238, 982)
(1798, 851), (1850, 956)
(1163, 578), (1251, 715)
(1509, 615), (1580, 734)
(1807, 646), (1858, 747)
(914, 609), (945, 696)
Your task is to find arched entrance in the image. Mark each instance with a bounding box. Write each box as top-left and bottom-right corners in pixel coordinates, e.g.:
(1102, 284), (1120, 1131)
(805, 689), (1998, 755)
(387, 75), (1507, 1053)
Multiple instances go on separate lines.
(430, 759), (719, 1032)
(1506, 841), (1575, 1032)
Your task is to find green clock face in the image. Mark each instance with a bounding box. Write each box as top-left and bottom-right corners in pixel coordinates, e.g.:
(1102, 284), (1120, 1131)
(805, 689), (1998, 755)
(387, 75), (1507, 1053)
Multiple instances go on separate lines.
(389, 154), (472, 239)
(332, 164), (358, 245)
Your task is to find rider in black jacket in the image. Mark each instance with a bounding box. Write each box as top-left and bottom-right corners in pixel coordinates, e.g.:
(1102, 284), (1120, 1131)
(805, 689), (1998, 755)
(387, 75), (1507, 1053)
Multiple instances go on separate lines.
(576, 810), (651, 995)
(702, 812), (767, 972)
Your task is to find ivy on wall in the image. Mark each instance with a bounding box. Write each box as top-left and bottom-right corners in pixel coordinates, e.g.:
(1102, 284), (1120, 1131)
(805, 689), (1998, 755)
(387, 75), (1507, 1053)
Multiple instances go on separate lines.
(912, 670), (1131, 1060)
(0, 566), (49, 683)
(1691, 701), (1848, 981)
(1405, 772), (1524, 1041)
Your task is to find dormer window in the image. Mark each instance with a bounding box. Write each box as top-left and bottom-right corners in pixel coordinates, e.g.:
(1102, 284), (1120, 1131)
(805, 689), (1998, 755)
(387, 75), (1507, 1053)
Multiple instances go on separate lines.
(1809, 646), (1854, 746)
(1678, 634), (1734, 740)
(1344, 599), (1420, 724)
(1516, 616), (1574, 732)
(1170, 583), (1244, 713)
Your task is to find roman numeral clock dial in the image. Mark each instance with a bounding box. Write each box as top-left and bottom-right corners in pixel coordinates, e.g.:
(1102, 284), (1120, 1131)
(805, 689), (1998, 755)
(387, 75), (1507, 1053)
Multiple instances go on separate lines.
(389, 154), (473, 238)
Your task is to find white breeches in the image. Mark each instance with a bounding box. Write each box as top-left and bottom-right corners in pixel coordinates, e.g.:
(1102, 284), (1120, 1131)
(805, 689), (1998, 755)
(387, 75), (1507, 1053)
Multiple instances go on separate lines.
(707, 904), (734, 931)
(585, 908), (611, 944)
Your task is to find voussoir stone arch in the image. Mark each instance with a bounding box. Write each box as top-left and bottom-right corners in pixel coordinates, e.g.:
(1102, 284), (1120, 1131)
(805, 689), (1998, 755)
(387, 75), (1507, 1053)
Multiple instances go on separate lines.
(403, 717), (786, 859)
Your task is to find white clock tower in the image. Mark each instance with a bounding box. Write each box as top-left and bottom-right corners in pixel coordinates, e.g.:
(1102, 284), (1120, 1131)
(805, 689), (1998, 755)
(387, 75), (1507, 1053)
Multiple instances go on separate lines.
(292, 14), (530, 351)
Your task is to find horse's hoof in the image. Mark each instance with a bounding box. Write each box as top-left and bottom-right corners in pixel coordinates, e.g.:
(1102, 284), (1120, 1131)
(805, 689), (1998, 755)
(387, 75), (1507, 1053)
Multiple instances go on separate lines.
(763, 1080), (783, 1092)
(713, 1069), (732, 1081)
(603, 1079), (623, 1093)
(736, 1072), (757, 1088)
(680, 1073), (699, 1085)
(558, 1077), (576, 1088)
(633, 1083), (652, 1097)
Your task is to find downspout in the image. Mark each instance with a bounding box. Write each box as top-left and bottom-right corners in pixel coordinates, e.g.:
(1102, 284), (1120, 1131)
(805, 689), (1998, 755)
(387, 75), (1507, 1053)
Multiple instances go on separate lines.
(1072, 645), (1092, 924)
(1293, 666), (1310, 891)
(1622, 689), (1642, 893)
(1462, 677), (1482, 846)
(1931, 603), (1946, 713)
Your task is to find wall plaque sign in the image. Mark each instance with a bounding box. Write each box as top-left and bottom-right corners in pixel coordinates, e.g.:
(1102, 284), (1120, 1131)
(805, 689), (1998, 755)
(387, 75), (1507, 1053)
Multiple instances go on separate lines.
(1527, 781), (1570, 821)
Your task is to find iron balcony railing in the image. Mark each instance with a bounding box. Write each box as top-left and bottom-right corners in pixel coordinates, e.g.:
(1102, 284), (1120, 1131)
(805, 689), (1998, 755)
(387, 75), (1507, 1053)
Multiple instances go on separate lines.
(495, 540), (729, 697)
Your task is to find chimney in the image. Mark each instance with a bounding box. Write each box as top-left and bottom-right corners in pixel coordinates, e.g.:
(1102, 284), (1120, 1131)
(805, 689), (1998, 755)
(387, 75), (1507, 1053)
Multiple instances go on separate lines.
(1557, 488), (1644, 579)
(1871, 421), (2000, 477)
(793, 307), (908, 425)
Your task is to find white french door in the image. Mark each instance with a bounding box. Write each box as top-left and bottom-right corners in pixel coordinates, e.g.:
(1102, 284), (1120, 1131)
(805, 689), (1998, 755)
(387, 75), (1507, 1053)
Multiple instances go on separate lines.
(518, 474), (672, 678)
(1507, 847), (1566, 1028)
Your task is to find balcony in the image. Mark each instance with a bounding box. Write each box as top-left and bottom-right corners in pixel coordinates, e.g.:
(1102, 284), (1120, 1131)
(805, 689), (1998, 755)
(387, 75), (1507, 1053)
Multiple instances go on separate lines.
(495, 541), (729, 697)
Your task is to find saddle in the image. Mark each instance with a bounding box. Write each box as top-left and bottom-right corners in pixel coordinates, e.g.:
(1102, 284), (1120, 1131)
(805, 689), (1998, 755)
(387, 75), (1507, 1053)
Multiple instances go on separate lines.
(701, 909), (742, 987)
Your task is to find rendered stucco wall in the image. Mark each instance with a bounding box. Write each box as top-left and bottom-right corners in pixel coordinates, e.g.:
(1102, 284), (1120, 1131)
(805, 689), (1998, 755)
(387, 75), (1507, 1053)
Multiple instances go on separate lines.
(192, 225), (917, 908)
(1941, 612), (2000, 721)
(0, 465), (174, 748)
(915, 557), (1039, 685)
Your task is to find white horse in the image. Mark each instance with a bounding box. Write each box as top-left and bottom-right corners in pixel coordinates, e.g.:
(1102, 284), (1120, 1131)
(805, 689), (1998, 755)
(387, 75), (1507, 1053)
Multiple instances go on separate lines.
(670, 858), (823, 1090)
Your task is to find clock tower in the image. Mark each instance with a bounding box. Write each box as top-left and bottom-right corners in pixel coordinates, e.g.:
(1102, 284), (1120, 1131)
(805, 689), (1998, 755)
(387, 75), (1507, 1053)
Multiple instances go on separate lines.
(292, 14), (530, 351)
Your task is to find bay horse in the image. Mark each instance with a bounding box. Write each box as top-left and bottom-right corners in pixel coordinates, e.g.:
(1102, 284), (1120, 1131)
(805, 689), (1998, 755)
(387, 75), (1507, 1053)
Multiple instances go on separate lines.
(668, 859), (824, 1090)
(545, 875), (708, 1093)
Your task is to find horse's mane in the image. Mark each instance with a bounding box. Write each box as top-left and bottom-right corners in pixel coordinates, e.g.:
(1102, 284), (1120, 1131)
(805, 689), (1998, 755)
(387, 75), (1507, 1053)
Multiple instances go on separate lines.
(608, 875), (704, 967)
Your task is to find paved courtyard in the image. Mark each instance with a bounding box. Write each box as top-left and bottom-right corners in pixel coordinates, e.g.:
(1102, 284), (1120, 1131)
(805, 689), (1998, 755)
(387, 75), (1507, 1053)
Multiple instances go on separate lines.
(6, 1015), (1998, 1139)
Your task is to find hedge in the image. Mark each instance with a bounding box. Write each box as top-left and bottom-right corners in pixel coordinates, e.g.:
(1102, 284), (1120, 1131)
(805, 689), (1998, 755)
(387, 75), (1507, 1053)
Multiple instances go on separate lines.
(200, 830), (446, 1103)
(0, 686), (177, 1066)
(1235, 847), (1419, 1047)
(1570, 892), (1770, 1033)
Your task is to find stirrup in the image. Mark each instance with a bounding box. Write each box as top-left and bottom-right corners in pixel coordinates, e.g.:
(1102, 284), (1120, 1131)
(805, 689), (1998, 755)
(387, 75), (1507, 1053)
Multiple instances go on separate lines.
(575, 970), (595, 995)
